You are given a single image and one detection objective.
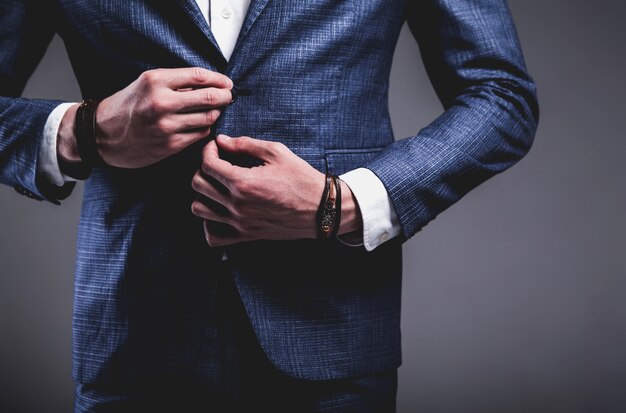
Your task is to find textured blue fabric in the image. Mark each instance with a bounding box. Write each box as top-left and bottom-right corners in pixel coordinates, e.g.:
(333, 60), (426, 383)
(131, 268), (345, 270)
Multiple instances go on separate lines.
(0, 1), (73, 202)
(0, 0), (538, 384)
(73, 262), (398, 412)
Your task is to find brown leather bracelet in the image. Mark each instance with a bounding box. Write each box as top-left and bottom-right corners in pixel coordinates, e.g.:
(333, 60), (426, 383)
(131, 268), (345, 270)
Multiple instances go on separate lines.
(317, 173), (343, 240)
(330, 175), (342, 238)
(75, 99), (106, 169)
(317, 173), (333, 239)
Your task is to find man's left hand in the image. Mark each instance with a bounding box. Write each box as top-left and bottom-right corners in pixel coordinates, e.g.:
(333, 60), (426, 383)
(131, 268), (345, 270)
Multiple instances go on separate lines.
(191, 135), (361, 247)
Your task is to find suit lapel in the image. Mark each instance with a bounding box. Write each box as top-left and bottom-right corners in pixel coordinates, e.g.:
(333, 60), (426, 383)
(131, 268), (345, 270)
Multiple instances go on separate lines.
(175, 0), (228, 68)
(174, 0), (271, 72)
(240, 0), (271, 40)
(226, 0), (271, 72)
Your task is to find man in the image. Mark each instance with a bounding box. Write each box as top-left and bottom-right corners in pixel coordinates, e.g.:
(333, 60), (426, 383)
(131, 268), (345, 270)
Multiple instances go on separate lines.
(0, 0), (538, 411)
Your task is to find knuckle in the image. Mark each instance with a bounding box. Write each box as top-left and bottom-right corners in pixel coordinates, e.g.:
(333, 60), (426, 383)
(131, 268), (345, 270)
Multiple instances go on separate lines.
(139, 69), (159, 86)
(234, 137), (248, 150)
(191, 173), (203, 190)
(192, 67), (207, 84)
(272, 141), (287, 154)
(191, 200), (201, 215)
(155, 117), (171, 133)
(206, 110), (219, 125)
(202, 141), (213, 158)
(234, 179), (252, 196)
(166, 138), (181, 151)
(201, 160), (212, 175)
(204, 90), (217, 106)
(147, 98), (167, 116)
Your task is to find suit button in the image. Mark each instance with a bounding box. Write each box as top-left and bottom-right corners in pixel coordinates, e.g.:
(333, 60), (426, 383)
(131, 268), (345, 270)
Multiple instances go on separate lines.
(229, 84), (251, 104)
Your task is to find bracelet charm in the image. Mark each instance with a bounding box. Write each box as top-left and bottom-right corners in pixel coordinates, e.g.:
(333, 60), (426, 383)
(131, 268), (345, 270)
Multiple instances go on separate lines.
(316, 173), (342, 240)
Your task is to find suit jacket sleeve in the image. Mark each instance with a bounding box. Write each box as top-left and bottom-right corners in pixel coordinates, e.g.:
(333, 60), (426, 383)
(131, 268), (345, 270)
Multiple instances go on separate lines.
(364, 0), (539, 241)
(0, 0), (75, 204)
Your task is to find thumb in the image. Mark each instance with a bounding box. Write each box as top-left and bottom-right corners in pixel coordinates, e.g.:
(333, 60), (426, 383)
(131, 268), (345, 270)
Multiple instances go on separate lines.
(216, 135), (275, 161)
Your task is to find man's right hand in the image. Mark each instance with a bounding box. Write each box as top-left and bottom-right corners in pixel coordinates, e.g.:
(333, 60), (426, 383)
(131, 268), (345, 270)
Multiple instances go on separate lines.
(57, 67), (233, 170)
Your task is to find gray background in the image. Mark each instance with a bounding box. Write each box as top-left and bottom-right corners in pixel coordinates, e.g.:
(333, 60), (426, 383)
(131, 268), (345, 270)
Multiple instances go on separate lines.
(1, 1), (625, 412)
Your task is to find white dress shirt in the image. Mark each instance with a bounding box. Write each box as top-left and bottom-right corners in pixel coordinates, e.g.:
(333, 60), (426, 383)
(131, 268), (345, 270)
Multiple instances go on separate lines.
(37, 0), (401, 251)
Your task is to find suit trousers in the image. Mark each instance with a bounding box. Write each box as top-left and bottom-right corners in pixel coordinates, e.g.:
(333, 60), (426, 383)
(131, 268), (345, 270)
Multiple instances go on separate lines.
(74, 259), (398, 413)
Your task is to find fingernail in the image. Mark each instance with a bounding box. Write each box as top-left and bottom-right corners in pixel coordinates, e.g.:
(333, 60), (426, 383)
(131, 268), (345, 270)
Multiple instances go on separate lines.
(218, 134), (231, 141)
(228, 78), (234, 88)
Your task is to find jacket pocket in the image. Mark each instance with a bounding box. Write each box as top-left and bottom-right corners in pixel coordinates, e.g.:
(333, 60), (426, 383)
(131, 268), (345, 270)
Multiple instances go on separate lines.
(324, 146), (387, 176)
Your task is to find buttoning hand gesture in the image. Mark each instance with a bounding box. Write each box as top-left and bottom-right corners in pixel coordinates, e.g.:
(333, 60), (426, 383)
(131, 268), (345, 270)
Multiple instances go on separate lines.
(191, 135), (362, 246)
(57, 67), (233, 169)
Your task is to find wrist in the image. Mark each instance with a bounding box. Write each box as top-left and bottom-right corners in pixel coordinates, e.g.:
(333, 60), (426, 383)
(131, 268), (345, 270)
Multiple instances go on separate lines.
(314, 175), (363, 239)
(57, 103), (81, 164)
(75, 99), (106, 168)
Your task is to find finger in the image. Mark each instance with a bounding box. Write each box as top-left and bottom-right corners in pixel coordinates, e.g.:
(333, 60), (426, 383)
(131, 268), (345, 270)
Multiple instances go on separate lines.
(169, 126), (212, 149)
(201, 139), (241, 188)
(173, 87), (233, 112)
(191, 170), (230, 206)
(172, 109), (222, 132)
(203, 220), (245, 247)
(191, 199), (233, 225)
(216, 135), (277, 161)
(164, 67), (233, 90)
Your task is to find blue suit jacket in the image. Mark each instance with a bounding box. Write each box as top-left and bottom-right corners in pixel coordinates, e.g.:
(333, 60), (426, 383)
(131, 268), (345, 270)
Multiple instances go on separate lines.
(0, 0), (538, 383)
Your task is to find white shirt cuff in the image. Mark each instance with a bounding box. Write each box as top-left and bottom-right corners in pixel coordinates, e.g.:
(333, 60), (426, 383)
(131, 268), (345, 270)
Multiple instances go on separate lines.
(38, 102), (79, 187)
(339, 167), (401, 251)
